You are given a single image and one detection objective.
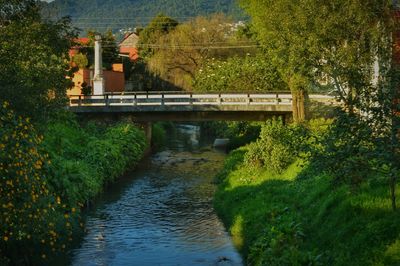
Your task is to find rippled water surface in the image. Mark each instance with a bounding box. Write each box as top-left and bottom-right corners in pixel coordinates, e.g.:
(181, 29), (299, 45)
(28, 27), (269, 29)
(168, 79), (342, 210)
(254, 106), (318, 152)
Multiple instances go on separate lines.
(69, 125), (242, 266)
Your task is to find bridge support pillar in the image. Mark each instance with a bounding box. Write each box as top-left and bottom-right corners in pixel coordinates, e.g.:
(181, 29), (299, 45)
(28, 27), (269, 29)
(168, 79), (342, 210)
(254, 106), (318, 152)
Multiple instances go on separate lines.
(137, 121), (152, 154)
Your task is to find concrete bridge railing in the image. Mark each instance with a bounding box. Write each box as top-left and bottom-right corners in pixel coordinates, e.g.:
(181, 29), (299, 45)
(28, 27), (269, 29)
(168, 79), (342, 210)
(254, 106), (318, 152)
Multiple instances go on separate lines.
(69, 92), (335, 107)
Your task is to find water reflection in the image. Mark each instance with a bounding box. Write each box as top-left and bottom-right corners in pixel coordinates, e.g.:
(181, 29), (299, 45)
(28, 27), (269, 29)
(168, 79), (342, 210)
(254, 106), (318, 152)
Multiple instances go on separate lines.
(69, 124), (242, 266)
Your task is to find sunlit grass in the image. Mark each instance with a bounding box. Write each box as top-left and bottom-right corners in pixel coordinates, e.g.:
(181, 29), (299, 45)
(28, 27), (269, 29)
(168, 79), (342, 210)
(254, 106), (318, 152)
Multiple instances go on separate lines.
(214, 153), (400, 265)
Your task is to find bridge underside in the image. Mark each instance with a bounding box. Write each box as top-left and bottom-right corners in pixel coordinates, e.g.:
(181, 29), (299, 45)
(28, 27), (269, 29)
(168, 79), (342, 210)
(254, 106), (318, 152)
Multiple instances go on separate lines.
(70, 104), (292, 122)
(71, 104), (293, 121)
(75, 110), (291, 122)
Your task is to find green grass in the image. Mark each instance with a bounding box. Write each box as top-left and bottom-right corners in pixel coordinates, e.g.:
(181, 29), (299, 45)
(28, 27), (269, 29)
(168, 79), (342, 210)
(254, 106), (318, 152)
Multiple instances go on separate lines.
(214, 150), (400, 265)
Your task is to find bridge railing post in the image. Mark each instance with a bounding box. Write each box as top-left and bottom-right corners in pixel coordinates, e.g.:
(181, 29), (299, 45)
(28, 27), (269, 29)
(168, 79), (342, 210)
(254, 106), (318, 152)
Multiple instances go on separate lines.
(161, 93), (164, 106)
(78, 95), (82, 106)
(190, 93), (193, 105)
(105, 94), (109, 106)
(247, 93), (250, 105)
(133, 93), (137, 106)
(275, 93), (280, 104)
(218, 94), (222, 105)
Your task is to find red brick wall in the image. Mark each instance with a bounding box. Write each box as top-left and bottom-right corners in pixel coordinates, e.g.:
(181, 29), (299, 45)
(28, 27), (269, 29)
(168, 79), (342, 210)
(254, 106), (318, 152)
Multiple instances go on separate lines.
(104, 70), (125, 93)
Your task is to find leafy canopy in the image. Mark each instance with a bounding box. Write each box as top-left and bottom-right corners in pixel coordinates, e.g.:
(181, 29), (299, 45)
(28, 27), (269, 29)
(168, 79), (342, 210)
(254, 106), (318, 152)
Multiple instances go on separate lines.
(0, 0), (76, 120)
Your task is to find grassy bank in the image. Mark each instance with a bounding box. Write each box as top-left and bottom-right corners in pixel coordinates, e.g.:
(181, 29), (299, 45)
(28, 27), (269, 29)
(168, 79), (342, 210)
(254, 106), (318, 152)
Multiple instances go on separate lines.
(0, 106), (147, 264)
(42, 112), (148, 207)
(214, 125), (400, 265)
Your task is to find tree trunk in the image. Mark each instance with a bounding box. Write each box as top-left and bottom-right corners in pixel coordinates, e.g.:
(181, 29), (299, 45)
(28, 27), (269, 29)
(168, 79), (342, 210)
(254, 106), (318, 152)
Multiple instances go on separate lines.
(298, 89), (306, 121)
(291, 89), (306, 123)
(292, 90), (299, 123)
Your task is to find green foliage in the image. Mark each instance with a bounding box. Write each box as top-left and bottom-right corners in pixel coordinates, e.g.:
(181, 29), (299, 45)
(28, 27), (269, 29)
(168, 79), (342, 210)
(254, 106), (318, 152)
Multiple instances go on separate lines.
(225, 122), (261, 151)
(138, 14), (179, 58)
(80, 81), (92, 95)
(215, 146), (400, 265)
(241, 0), (394, 122)
(201, 121), (261, 151)
(146, 14), (252, 90)
(248, 208), (321, 266)
(72, 52), (88, 69)
(194, 55), (287, 92)
(0, 7), (76, 120)
(310, 112), (376, 185)
(0, 100), (147, 264)
(43, 119), (147, 207)
(152, 122), (167, 150)
(0, 102), (73, 264)
(244, 119), (308, 173)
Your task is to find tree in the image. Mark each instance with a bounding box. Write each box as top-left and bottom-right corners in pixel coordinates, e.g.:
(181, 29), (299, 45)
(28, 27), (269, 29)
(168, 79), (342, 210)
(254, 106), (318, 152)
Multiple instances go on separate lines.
(0, 0), (76, 121)
(0, 0), (39, 24)
(241, 0), (394, 122)
(147, 14), (254, 90)
(193, 55), (286, 92)
(137, 14), (179, 59)
(72, 52), (88, 69)
(243, 0), (400, 209)
(240, 0), (319, 122)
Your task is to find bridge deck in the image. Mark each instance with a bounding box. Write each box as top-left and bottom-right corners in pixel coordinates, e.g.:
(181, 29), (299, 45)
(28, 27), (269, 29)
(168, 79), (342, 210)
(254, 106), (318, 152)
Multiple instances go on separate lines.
(68, 92), (335, 121)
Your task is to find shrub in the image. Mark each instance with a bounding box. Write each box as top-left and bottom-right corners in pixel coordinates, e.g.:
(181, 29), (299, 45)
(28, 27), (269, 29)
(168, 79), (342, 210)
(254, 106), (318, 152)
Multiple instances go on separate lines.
(0, 102), (73, 264)
(244, 118), (331, 174)
(42, 119), (146, 207)
(244, 119), (302, 173)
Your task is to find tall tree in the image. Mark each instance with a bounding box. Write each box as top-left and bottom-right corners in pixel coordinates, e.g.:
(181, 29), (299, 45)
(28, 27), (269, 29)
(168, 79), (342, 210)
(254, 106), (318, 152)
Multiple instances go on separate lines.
(241, 0), (394, 122)
(0, 0), (76, 120)
(241, 0), (317, 122)
(243, 0), (400, 209)
(137, 14), (179, 59)
(147, 14), (254, 90)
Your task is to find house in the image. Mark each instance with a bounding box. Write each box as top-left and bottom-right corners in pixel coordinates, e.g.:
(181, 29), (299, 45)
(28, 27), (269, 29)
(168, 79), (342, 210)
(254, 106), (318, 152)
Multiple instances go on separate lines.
(67, 37), (126, 95)
(119, 32), (139, 61)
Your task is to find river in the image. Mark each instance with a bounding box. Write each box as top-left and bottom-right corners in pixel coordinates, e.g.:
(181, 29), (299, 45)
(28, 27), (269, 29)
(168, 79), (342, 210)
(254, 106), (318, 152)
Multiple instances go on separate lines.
(67, 124), (242, 266)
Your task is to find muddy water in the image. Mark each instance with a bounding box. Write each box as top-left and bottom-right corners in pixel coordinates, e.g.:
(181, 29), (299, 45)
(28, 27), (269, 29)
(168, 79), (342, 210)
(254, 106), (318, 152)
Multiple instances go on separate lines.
(68, 125), (242, 266)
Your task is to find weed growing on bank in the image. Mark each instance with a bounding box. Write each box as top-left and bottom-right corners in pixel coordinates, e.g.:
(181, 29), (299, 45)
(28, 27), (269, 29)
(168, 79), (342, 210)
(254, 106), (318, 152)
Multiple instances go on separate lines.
(214, 118), (400, 265)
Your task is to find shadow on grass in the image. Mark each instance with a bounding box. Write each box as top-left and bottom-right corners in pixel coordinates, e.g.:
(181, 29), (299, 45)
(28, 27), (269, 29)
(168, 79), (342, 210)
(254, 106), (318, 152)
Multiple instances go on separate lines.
(214, 161), (400, 265)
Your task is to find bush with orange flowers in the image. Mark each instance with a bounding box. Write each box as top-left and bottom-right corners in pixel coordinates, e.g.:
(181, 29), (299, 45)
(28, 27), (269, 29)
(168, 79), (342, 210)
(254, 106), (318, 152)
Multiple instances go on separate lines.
(0, 102), (74, 264)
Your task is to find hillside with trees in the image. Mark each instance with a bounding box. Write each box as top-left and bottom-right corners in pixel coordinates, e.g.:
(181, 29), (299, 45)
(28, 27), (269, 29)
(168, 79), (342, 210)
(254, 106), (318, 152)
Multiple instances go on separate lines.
(41, 0), (245, 31)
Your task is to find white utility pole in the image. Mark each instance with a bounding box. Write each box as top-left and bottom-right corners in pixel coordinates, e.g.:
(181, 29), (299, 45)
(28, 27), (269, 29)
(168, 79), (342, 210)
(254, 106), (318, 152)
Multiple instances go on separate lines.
(93, 34), (105, 95)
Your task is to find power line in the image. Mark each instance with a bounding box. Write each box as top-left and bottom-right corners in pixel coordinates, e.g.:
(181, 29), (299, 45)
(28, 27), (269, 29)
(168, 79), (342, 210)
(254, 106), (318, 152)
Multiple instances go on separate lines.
(74, 44), (260, 49)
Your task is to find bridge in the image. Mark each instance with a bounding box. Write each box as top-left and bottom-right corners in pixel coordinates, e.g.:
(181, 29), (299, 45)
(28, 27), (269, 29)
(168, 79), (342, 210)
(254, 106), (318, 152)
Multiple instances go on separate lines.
(68, 91), (335, 122)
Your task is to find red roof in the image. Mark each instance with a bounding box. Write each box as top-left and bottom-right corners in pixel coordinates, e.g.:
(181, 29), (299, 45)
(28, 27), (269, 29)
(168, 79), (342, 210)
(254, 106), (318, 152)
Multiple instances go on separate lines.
(74, 37), (90, 45)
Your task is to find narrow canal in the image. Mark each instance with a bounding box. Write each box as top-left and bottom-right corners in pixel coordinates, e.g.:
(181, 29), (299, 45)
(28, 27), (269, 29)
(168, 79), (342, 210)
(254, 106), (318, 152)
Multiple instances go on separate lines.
(68, 124), (242, 265)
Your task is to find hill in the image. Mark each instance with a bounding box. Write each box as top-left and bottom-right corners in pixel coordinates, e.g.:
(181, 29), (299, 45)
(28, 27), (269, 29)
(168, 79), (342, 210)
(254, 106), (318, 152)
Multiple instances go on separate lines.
(41, 0), (245, 33)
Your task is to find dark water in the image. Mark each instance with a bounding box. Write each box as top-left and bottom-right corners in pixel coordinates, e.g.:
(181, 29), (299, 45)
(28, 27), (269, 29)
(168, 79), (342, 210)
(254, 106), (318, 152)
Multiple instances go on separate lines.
(68, 125), (242, 266)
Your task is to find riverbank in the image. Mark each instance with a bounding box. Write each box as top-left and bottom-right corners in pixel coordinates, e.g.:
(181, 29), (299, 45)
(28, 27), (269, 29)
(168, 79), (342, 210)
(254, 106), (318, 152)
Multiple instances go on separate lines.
(42, 112), (147, 208)
(0, 106), (147, 265)
(214, 125), (400, 265)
